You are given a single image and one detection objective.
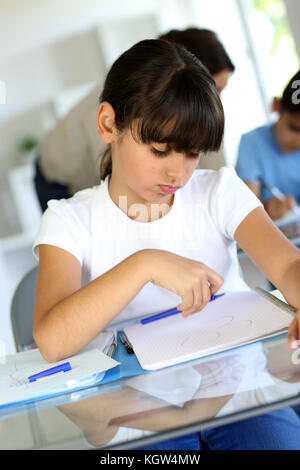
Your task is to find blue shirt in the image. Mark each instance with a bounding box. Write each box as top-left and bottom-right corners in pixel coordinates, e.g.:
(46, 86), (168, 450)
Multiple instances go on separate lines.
(236, 124), (300, 202)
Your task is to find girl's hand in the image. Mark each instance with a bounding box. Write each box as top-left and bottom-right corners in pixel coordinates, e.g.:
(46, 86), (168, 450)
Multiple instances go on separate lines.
(143, 249), (224, 317)
(288, 310), (300, 350)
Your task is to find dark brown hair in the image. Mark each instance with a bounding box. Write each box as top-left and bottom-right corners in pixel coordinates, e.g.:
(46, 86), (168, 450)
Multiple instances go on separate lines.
(158, 28), (235, 75)
(99, 39), (224, 180)
(281, 70), (300, 114)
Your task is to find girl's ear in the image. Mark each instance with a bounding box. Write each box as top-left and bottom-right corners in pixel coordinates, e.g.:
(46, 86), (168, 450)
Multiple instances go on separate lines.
(97, 102), (118, 143)
(272, 97), (282, 113)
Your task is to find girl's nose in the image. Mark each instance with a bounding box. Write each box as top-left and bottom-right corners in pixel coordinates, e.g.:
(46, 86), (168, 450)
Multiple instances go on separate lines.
(165, 153), (186, 180)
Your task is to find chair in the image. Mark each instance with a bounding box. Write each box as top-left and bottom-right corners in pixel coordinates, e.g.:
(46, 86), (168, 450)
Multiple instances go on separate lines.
(10, 266), (50, 446)
(10, 266), (38, 352)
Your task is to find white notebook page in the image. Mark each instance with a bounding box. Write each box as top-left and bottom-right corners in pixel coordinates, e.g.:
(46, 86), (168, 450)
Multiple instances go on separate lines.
(124, 290), (294, 370)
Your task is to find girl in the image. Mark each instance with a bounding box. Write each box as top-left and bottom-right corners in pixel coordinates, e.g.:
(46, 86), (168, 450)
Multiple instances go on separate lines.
(33, 39), (300, 449)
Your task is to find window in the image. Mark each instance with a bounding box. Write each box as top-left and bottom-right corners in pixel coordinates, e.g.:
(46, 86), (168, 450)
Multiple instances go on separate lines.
(250, 0), (299, 97)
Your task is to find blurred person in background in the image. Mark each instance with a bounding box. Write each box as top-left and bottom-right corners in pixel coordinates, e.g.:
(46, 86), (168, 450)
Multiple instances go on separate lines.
(236, 70), (300, 221)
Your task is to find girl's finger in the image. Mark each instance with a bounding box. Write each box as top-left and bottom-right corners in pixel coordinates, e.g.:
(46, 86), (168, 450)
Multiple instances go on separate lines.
(184, 279), (211, 317)
(202, 278), (212, 306)
(288, 315), (299, 349)
(182, 285), (201, 317)
(179, 289), (194, 316)
(205, 268), (224, 295)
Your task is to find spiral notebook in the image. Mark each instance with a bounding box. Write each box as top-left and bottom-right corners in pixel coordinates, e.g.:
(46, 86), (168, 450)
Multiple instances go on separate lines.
(124, 289), (296, 371)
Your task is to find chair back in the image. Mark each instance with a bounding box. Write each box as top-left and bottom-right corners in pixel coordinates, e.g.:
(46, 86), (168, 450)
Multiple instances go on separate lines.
(11, 266), (38, 351)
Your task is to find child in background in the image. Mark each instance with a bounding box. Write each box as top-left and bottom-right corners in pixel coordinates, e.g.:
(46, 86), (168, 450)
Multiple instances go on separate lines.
(32, 39), (300, 449)
(236, 70), (300, 220)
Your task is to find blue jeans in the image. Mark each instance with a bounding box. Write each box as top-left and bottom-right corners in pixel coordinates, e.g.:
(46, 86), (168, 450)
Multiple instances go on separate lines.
(293, 404), (300, 417)
(136, 407), (300, 450)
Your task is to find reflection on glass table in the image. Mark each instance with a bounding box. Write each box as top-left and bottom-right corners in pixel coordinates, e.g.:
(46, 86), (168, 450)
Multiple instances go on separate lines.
(2, 335), (298, 450)
(57, 336), (300, 449)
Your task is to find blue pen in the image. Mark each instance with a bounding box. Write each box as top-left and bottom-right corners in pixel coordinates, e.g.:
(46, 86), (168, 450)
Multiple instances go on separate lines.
(141, 293), (225, 325)
(28, 362), (72, 383)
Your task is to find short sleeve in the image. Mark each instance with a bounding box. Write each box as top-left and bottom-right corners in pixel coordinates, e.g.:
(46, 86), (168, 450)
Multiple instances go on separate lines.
(209, 167), (263, 239)
(32, 199), (85, 263)
(235, 133), (262, 183)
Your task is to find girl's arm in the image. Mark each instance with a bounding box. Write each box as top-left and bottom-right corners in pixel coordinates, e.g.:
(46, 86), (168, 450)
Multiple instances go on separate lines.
(234, 206), (300, 348)
(34, 244), (150, 362)
(34, 244), (223, 362)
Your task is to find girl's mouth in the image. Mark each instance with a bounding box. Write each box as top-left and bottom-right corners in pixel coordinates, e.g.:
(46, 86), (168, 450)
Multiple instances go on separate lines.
(158, 185), (180, 194)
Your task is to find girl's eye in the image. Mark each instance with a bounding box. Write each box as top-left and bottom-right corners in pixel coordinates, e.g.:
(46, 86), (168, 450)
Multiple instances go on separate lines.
(151, 147), (170, 157)
(151, 147), (200, 158)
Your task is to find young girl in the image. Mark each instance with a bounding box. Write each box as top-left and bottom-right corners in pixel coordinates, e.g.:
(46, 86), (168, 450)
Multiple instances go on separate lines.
(33, 39), (300, 449)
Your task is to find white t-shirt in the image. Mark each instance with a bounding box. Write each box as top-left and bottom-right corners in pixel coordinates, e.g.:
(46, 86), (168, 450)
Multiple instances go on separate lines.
(33, 167), (262, 327)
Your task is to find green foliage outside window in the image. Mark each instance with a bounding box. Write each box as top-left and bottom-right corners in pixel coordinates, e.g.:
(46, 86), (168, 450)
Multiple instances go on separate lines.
(253, 0), (297, 55)
(252, 0), (299, 95)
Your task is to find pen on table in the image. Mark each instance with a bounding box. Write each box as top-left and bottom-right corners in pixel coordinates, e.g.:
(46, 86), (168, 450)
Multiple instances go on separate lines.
(28, 362), (72, 383)
(120, 333), (134, 354)
(259, 177), (300, 216)
(141, 293), (225, 325)
(259, 177), (285, 199)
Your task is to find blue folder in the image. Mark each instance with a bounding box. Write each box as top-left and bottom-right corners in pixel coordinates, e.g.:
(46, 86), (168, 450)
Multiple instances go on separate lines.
(100, 332), (147, 384)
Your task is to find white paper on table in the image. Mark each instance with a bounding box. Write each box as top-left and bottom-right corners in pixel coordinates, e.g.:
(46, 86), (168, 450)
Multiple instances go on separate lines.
(124, 290), (294, 371)
(0, 347), (119, 408)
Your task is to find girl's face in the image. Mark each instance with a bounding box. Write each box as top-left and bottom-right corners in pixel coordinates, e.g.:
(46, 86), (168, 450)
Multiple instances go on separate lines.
(110, 127), (200, 206)
(274, 111), (300, 154)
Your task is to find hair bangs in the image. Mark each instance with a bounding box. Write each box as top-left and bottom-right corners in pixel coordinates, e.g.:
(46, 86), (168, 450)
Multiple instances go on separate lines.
(130, 67), (224, 155)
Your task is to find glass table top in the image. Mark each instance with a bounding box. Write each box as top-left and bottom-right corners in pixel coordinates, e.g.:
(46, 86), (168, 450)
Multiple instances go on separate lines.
(1, 334), (300, 450)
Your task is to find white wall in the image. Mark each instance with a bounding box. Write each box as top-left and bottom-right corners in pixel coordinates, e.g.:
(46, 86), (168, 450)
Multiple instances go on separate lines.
(0, 0), (161, 169)
(0, 0), (158, 61)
